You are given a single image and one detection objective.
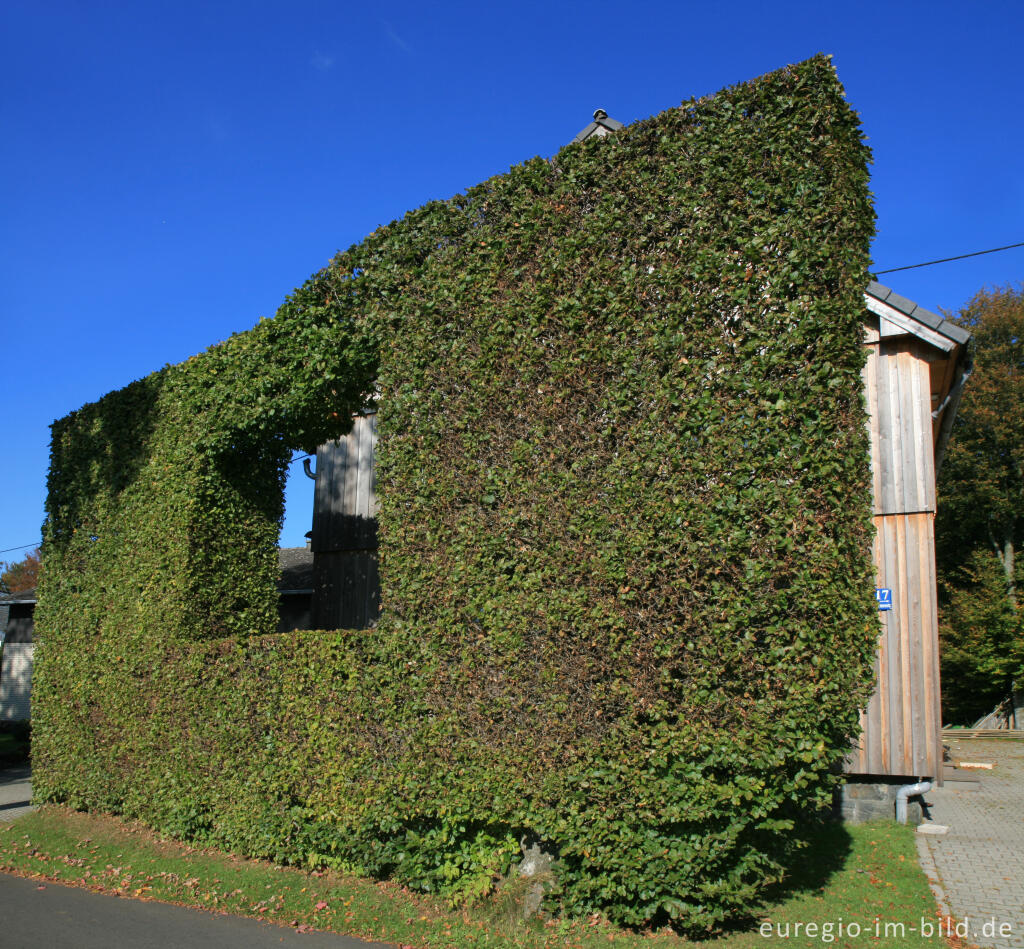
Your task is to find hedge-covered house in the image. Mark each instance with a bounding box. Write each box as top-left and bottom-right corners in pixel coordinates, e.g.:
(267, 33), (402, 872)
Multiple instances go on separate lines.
(34, 56), (929, 931)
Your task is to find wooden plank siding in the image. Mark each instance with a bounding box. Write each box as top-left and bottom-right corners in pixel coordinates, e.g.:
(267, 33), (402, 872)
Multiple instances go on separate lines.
(847, 320), (947, 780)
(851, 512), (941, 777)
(311, 551), (380, 630)
(311, 412), (378, 552)
(870, 339), (936, 517)
(310, 412), (381, 629)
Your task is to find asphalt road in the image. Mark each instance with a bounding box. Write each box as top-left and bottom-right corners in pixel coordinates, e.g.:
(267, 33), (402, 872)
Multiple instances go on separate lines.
(0, 872), (394, 949)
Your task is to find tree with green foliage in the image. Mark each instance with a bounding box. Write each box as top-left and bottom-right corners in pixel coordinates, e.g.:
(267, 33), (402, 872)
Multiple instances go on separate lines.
(937, 285), (1024, 725)
(0, 548), (40, 595)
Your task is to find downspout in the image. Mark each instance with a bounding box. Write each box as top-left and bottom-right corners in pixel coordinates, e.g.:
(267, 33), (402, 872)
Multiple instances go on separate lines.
(896, 780), (933, 824)
(933, 358), (972, 476)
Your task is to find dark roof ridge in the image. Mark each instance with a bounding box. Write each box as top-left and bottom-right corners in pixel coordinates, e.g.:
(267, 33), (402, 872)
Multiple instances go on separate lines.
(865, 280), (970, 345)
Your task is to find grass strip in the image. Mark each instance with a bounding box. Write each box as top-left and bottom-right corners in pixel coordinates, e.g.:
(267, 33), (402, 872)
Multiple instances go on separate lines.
(0, 806), (944, 948)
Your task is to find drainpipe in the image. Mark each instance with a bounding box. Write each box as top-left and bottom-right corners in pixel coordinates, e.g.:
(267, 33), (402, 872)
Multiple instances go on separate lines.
(895, 780), (933, 824)
(933, 361), (972, 475)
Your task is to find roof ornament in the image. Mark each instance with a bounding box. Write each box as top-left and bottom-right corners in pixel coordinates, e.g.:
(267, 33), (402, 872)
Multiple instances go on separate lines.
(572, 108), (625, 144)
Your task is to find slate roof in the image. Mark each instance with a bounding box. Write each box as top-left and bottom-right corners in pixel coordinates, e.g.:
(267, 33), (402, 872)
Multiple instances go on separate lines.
(865, 281), (971, 347)
(278, 547), (313, 593)
(0, 590), (36, 605)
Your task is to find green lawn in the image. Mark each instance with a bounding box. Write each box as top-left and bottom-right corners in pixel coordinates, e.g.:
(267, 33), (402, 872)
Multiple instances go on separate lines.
(0, 807), (945, 948)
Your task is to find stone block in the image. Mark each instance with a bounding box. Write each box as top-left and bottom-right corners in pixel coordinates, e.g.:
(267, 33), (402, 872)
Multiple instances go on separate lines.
(839, 780), (926, 824)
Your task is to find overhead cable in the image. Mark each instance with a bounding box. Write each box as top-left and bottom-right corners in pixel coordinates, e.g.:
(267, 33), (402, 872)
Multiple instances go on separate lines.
(877, 241), (1024, 275)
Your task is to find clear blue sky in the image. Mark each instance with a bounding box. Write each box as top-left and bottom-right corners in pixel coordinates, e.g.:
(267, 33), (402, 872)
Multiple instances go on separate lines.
(2, 0), (1022, 560)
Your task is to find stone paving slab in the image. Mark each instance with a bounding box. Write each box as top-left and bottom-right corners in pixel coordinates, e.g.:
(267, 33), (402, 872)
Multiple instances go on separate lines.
(917, 738), (1024, 949)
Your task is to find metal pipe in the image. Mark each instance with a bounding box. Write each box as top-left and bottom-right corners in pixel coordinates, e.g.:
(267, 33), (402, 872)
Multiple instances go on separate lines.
(895, 780), (932, 824)
(931, 363), (972, 421)
(933, 362), (972, 475)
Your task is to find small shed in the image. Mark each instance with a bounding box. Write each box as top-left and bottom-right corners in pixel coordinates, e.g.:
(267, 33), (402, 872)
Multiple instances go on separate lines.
(847, 282), (971, 783)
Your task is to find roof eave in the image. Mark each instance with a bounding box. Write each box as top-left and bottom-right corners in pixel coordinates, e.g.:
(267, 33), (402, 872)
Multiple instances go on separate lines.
(865, 280), (970, 348)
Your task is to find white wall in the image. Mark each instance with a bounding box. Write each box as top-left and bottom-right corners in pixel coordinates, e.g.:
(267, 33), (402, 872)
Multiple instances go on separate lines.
(0, 643), (34, 721)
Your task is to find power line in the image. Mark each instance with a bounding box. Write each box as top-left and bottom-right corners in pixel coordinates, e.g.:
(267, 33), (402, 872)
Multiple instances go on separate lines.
(0, 543), (40, 556)
(877, 241), (1024, 275)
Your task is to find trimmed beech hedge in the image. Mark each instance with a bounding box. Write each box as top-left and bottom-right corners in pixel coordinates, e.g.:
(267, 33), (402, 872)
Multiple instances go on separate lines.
(34, 56), (878, 932)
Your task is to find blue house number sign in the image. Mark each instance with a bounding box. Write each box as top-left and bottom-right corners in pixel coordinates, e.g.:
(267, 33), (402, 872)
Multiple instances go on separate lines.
(875, 588), (893, 611)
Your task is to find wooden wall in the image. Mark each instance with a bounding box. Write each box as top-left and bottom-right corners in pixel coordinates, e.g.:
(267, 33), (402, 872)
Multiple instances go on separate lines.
(310, 412), (380, 630)
(847, 322), (948, 779)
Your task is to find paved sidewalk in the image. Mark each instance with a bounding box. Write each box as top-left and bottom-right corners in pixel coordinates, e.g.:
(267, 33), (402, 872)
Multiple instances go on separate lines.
(0, 765), (33, 823)
(917, 738), (1024, 949)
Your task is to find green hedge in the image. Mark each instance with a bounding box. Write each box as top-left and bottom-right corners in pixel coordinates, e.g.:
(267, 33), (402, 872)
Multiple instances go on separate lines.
(34, 55), (878, 933)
